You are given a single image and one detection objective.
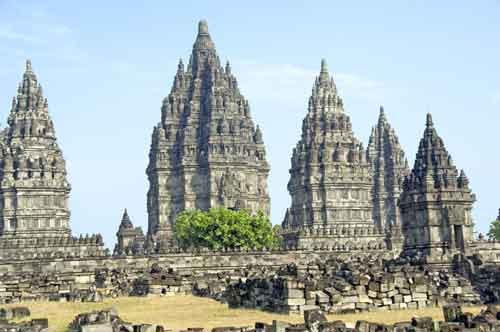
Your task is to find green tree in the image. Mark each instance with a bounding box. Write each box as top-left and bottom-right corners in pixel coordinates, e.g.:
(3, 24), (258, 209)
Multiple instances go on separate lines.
(174, 207), (281, 250)
(488, 219), (500, 240)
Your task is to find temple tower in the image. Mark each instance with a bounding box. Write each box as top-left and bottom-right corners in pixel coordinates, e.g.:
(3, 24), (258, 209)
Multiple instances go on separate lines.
(366, 107), (409, 249)
(146, 21), (270, 245)
(0, 60), (71, 238)
(114, 209), (145, 255)
(399, 114), (475, 262)
(282, 60), (385, 250)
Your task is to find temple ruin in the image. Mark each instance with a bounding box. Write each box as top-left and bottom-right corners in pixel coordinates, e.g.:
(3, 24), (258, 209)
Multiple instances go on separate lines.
(281, 60), (385, 250)
(146, 20), (270, 248)
(0, 61), (106, 260)
(0, 20), (497, 317)
(399, 114), (476, 263)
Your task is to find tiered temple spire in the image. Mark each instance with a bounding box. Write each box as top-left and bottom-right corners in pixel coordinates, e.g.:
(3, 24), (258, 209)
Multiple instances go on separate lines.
(0, 60), (71, 238)
(366, 106), (409, 249)
(282, 60), (385, 250)
(399, 114), (475, 261)
(146, 21), (270, 248)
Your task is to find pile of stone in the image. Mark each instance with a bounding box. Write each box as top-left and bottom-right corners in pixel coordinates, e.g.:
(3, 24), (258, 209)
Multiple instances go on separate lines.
(0, 272), (93, 303)
(0, 319), (48, 332)
(193, 266), (275, 301)
(0, 306), (30, 320)
(0, 307), (47, 332)
(94, 268), (135, 297)
(471, 264), (500, 303)
(129, 264), (193, 296)
(68, 308), (165, 332)
(224, 257), (481, 314)
(95, 264), (195, 297)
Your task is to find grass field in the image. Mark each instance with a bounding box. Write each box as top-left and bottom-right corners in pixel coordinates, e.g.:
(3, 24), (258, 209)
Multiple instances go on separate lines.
(5, 295), (483, 332)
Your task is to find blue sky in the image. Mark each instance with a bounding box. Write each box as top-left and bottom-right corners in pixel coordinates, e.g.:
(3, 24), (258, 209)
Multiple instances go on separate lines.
(0, 1), (499, 248)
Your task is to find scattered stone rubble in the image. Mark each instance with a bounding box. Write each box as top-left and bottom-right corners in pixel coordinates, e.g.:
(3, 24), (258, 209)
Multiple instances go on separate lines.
(69, 308), (165, 332)
(0, 307), (47, 332)
(1, 256), (500, 319)
(0, 319), (48, 332)
(223, 257), (481, 314)
(471, 264), (500, 303)
(0, 306), (30, 320)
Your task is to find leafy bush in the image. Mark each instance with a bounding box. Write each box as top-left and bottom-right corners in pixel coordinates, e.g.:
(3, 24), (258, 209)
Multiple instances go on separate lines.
(174, 207), (281, 250)
(488, 219), (500, 240)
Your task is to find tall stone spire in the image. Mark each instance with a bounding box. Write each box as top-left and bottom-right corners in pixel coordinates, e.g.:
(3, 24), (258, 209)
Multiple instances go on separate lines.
(282, 60), (385, 250)
(366, 106), (409, 248)
(0, 60), (70, 238)
(146, 21), (270, 247)
(399, 113), (475, 262)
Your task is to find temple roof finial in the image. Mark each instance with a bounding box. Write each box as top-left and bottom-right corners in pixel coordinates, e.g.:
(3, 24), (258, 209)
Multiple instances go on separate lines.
(321, 59), (328, 73)
(426, 113), (434, 128)
(378, 105), (386, 122)
(25, 59), (32, 72)
(193, 20), (214, 51)
(198, 20), (209, 35)
(318, 58), (330, 82)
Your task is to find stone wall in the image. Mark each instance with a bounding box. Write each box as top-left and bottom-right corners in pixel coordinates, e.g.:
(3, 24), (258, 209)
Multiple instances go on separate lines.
(473, 240), (500, 264)
(223, 257), (481, 314)
(0, 243), (499, 308)
(0, 249), (389, 303)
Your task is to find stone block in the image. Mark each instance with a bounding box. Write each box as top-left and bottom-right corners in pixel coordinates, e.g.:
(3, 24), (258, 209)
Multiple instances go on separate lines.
(314, 291), (329, 304)
(272, 321), (289, 332)
(303, 309), (327, 330)
(358, 295), (372, 304)
(342, 296), (358, 304)
(285, 289), (304, 299)
(412, 292), (427, 300)
(392, 295), (403, 304)
(285, 298), (305, 306)
(381, 298), (392, 306)
(356, 302), (369, 310)
(81, 323), (113, 332)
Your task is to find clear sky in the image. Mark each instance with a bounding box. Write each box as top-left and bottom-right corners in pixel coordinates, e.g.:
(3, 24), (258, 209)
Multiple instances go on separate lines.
(0, 1), (499, 248)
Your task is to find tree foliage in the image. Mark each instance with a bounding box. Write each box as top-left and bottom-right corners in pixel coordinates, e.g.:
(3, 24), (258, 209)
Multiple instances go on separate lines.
(488, 219), (500, 240)
(174, 207), (281, 250)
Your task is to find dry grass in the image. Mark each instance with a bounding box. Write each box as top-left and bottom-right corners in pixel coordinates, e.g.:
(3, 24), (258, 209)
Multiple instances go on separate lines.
(5, 296), (484, 332)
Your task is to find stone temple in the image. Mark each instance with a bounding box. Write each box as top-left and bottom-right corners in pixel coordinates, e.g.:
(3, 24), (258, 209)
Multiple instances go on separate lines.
(114, 209), (145, 256)
(366, 107), (409, 249)
(399, 114), (475, 263)
(281, 60), (386, 250)
(0, 61), (106, 259)
(0, 22), (499, 312)
(146, 20), (270, 247)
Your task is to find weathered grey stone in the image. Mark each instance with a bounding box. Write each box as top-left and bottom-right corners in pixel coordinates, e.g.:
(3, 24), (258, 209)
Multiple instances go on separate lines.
(281, 60), (385, 251)
(146, 20), (270, 249)
(114, 209), (145, 256)
(366, 107), (409, 252)
(0, 60), (106, 260)
(399, 114), (475, 263)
